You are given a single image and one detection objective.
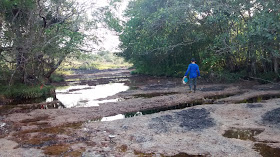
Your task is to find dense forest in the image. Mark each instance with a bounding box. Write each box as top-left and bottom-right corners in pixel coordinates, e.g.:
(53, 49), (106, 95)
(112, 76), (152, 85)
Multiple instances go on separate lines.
(119, 0), (280, 81)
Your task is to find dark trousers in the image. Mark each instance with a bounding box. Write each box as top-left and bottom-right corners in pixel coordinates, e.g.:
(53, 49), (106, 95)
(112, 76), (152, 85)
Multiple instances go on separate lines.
(189, 77), (197, 92)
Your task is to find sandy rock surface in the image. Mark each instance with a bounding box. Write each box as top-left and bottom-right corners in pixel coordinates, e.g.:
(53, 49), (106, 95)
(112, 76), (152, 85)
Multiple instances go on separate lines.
(1, 69), (280, 157)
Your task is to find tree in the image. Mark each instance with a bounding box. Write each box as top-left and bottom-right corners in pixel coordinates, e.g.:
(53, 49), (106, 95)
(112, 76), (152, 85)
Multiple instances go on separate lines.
(0, 0), (86, 85)
(120, 0), (207, 76)
(119, 0), (280, 79)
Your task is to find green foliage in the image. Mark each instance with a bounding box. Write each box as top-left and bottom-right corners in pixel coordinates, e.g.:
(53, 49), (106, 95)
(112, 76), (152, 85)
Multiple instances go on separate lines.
(2, 84), (54, 100)
(211, 71), (247, 83)
(60, 51), (131, 71)
(104, 11), (123, 33)
(256, 72), (280, 84)
(50, 74), (65, 83)
(118, 0), (280, 81)
(0, 0), (87, 85)
(120, 0), (210, 77)
(0, 63), (11, 84)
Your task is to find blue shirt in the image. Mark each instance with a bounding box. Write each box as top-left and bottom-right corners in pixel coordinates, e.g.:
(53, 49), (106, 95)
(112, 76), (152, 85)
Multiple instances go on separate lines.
(184, 63), (200, 78)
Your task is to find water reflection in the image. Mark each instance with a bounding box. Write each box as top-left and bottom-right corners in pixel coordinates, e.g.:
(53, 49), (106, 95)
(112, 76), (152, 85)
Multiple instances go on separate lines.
(55, 83), (129, 108)
(101, 114), (125, 121)
(96, 101), (204, 122)
(95, 112), (142, 122)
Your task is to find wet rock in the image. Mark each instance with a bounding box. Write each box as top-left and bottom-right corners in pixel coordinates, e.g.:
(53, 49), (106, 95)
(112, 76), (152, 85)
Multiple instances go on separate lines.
(175, 108), (215, 131)
(262, 107), (280, 127)
(148, 115), (174, 133)
(246, 104), (263, 108)
(21, 140), (57, 149)
(143, 83), (175, 90)
(149, 109), (215, 133)
(253, 84), (280, 91)
(200, 86), (227, 91)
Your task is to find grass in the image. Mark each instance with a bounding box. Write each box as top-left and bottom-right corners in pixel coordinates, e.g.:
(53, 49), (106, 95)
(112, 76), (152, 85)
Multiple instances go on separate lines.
(93, 62), (132, 70)
(55, 69), (73, 75)
(59, 52), (132, 71)
(50, 74), (65, 83)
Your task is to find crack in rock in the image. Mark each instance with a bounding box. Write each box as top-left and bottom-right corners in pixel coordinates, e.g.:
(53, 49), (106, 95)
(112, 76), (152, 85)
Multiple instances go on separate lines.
(246, 104), (263, 108)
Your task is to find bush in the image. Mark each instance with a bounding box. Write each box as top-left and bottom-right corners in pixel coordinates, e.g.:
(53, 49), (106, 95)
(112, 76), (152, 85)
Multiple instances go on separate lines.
(201, 70), (246, 83)
(2, 84), (55, 100)
(256, 72), (280, 84)
(0, 67), (11, 84)
(50, 74), (65, 83)
(130, 70), (141, 75)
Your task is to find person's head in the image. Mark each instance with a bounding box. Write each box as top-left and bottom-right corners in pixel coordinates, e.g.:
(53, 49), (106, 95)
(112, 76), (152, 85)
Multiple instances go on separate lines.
(191, 58), (196, 63)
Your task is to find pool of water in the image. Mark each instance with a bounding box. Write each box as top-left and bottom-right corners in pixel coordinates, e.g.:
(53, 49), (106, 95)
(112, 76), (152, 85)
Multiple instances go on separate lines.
(55, 83), (129, 108)
(223, 128), (280, 157)
(237, 95), (280, 104)
(253, 143), (280, 157)
(222, 128), (264, 141)
(96, 100), (204, 122)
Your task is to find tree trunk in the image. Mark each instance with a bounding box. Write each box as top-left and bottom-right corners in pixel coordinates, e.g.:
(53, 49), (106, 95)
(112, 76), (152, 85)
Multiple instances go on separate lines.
(274, 57), (279, 74)
(246, 43), (252, 74)
(16, 48), (26, 83)
(251, 60), (257, 76)
(44, 57), (65, 83)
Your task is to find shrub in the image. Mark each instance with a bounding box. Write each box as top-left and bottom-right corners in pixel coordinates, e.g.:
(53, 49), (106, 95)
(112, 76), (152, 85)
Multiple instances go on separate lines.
(256, 72), (280, 84)
(2, 84), (55, 100)
(50, 74), (65, 83)
(202, 70), (246, 83)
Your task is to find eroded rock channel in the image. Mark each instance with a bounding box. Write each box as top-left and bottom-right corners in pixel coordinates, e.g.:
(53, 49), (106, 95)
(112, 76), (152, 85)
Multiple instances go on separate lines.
(1, 69), (280, 157)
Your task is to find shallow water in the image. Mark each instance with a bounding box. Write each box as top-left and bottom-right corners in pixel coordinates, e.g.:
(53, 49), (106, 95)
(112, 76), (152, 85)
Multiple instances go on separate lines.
(253, 143), (280, 157)
(223, 128), (264, 141)
(223, 128), (280, 157)
(97, 100), (204, 121)
(131, 92), (179, 99)
(238, 95), (280, 103)
(55, 83), (129, 108)
(100, 114), (126, 121)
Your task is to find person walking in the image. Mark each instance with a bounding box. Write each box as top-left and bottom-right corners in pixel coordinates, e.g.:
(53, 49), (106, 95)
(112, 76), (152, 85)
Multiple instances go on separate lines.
(183, 58), (200, 93)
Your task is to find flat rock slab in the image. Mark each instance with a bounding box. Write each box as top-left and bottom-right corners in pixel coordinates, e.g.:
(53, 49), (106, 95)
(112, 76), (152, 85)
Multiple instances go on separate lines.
(1, 69), (280, 156)
(79, 98), (280, 156)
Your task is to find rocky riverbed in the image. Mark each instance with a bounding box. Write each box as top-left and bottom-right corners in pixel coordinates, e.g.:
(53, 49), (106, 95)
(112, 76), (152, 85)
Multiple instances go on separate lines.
(0, 69), (280, 157)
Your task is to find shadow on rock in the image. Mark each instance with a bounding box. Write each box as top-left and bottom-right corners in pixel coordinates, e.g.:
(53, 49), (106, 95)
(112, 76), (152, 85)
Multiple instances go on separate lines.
(262, 107), (280, 127)
(149, 108), (215, 133)
(176, 109), (215, 131)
